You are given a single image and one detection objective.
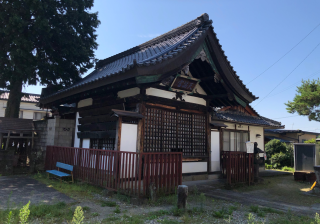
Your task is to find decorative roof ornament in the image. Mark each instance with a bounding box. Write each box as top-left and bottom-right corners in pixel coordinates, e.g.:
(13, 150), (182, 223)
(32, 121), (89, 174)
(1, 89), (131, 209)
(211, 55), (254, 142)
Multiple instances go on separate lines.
(182, 65), (190, 76)
(214, 74), (221, 83)
(195, 49), (210, 64)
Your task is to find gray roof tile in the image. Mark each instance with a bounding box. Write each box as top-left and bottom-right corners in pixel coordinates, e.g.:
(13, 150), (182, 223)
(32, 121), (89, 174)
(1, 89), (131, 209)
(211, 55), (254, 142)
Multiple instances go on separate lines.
(214, 110), (283, 127)
(42, 14), (212, 100)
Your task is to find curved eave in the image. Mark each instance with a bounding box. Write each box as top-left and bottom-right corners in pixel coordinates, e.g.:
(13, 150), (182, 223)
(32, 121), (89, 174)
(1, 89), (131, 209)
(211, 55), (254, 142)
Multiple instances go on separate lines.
(40, 28), (209, 105)
(206, 28), (258, 103)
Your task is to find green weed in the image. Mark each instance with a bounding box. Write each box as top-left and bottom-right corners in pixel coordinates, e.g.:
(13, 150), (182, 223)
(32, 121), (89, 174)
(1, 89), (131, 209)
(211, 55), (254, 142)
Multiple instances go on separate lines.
(82, 206), (90, 212)
(250, 205), (259, 213)
(114, 205), (121, 214)
(71, 206), (84, 224)
(91, 212), (99, 217)
(100, 200), (117, 207)
(147, 210), (170, 220)
(172, 206), (184, 216)
(19, 201), (30, 224)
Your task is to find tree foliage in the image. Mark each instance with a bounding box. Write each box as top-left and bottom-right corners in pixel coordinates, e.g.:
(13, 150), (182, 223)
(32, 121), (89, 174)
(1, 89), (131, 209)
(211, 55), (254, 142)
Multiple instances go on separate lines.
(265, 139), (293, 168)
(0, 0), (100, 117)
(285, 79), (320, 122)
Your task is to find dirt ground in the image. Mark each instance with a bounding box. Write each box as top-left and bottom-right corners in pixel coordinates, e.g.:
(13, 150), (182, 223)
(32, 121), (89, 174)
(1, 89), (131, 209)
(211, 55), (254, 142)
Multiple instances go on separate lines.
(2, 172), (320, 223)
(232, 174), (320, 206)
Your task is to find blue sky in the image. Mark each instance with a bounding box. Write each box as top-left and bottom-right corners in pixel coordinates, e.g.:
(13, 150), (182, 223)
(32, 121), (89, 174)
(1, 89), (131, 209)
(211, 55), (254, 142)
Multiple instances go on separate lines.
(25, 0), (320, 132)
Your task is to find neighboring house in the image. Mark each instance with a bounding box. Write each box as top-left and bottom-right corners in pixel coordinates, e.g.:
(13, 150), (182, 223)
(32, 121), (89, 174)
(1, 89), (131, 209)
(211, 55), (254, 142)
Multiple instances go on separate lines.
(0, 91), (48, 120)
(39, 13), (282, 176)
(265, 129), (320, 143)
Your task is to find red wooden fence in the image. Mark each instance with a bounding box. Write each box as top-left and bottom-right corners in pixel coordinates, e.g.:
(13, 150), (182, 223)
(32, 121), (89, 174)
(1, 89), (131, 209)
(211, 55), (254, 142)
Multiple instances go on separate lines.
(45, 146), (182, 197)
(221, 151), (254, 185)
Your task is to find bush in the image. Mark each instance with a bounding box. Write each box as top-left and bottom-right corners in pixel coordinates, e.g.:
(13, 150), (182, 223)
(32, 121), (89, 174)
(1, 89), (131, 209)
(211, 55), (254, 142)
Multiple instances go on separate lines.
(265, 139), (293, 168)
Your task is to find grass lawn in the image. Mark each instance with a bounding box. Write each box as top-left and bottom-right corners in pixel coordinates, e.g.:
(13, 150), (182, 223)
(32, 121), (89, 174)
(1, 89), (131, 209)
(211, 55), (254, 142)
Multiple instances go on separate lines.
(2, 172), (320, 223)
(232, 174), (320, 206)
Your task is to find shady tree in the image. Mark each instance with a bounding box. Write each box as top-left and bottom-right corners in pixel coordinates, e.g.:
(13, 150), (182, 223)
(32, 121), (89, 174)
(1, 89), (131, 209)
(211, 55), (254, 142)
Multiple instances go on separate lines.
(286, 79), (320, 122)
(0, 0), (100, 117)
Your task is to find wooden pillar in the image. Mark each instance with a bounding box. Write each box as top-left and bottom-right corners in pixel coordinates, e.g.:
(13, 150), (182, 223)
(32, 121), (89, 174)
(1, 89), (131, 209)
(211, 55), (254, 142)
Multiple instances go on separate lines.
(206, 108), (211, 174)
(0, 133), (3, 150)
(116, 116), (122, 151)
(5, 131), (11, 150)
(31, 131), (34, 149)
(138, 103), (146, 153)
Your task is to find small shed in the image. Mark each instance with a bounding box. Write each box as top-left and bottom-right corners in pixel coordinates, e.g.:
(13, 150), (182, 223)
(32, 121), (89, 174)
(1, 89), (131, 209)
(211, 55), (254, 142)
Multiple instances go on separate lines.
(0, 118), (36, 174)
(294, 143), (320, 172)
(293, 143), (320, 182)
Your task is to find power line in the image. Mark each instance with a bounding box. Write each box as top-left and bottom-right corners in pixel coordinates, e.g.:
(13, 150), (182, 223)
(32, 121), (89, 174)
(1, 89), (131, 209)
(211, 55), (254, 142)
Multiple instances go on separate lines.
(246, 22), (320, 85)
(254, 41), (320, 107)
(271, 115), (300, 119)
(267, 69), (320, 98)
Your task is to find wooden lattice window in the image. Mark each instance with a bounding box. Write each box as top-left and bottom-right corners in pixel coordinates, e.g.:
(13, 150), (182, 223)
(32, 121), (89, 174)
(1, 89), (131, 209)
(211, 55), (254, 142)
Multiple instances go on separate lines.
(144, 107), (207, 157)
(90, 138), (115, 150)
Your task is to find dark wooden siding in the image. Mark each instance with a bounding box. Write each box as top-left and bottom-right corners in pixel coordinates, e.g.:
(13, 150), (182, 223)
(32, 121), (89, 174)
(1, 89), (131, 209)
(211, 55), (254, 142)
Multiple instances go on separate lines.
(144, 107), (207, 157)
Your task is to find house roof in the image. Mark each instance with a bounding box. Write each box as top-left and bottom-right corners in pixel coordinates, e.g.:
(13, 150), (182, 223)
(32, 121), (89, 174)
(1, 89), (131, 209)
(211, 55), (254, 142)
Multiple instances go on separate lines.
(0, 117), (34, 133)
(40, 13), (257, 105)
(0, 91), (40, 103)
(213, 110), (283, 128)
(265, 129), (320, 135)
(265, 136), (293, 143)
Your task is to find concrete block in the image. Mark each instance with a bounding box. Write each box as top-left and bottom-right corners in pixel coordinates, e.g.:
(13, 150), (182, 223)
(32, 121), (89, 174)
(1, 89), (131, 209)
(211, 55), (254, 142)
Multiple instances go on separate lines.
(192, 174), (208, 181)
(182, 175), (193, 182)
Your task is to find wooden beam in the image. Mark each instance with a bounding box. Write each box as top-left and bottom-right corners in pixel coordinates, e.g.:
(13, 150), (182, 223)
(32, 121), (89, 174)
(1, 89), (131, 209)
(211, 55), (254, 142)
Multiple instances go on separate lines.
(3, 136), (37, 139)
(0, 133), (2, 149)
(146, 103), (176, 110)
(139, 103), (146, 153)
(116, 116), (122, 151)
(180, 108), (205, 114)
(206, 109), (211, 174)
(5, 131), (10, 150)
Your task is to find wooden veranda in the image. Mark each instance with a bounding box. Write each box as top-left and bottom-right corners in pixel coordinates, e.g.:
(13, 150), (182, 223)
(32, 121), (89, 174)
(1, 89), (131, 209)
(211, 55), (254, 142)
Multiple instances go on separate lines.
(45, 146), (182, 197)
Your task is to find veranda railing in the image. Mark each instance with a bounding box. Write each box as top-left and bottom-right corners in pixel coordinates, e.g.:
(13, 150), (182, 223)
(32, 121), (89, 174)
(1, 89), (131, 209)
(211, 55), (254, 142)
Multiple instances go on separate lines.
(45, 146), (182, 197)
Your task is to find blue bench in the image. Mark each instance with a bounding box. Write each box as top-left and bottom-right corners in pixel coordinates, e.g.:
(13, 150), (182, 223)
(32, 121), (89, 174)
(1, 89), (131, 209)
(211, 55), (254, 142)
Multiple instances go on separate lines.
(46, 162), (74, 183)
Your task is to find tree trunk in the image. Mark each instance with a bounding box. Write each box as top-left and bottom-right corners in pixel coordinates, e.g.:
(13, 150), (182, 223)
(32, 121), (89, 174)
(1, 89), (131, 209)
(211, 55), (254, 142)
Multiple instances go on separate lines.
(5, 78), (23, 118)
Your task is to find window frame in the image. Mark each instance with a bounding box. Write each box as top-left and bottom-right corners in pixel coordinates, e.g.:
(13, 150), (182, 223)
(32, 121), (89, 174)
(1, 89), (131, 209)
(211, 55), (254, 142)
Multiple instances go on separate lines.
(222, 129), (250, 152)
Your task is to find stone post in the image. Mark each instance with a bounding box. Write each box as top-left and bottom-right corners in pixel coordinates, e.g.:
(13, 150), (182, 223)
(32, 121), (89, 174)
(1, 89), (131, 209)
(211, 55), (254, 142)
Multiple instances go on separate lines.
(177, 185), (188, 209)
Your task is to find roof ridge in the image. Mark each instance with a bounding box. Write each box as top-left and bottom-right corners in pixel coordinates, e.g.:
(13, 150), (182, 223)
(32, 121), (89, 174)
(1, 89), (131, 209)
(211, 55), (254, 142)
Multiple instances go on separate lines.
(1, 91), (40, 96)
(96, 13), (211, 69)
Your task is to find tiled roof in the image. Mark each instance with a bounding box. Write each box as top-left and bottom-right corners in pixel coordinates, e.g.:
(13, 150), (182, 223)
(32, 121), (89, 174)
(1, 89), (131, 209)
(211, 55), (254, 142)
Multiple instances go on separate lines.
(265, 129), (320, 135)
(0, 117), (34, 133)
(0, 91), (40, 103)
(213, 110), (283, 127)
(42, 13), (213, 100)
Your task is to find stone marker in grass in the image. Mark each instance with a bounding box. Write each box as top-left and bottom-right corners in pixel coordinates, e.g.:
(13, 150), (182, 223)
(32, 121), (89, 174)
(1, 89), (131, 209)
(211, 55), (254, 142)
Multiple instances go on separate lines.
(177, 185), (188, 209)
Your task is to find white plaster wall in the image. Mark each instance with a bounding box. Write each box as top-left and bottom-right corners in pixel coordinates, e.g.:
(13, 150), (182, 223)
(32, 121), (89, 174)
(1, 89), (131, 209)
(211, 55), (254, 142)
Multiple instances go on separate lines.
(181, 95), (206, 106)
(120, 124), (138, 152)
(146, 87), (206, 106)
(118, 87), (140, 98)
(299, 133), (318, 143)
(0, 100), (48, 119)
(146, 88), (176, 100)
(211, 131), (220, 172)
(74, 112), (80, 147)
(182, 162), (207, 173)
(82, 139), (90, 148)
(78, 98), (92, 108)
(194, 83), (207, 95)
(0, 101), (5, 117)
(249, 126), (264, 151)
(46, 119), (56, 146)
